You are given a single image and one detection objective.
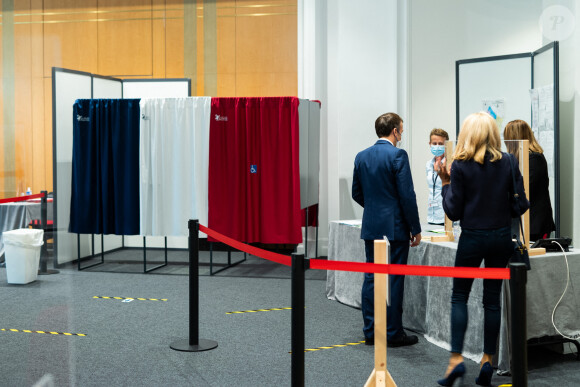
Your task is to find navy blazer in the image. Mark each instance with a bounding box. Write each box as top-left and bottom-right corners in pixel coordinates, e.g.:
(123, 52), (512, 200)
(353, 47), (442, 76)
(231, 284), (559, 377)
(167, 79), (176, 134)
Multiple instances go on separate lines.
(352, 139), (421, 241)
(442, 152), (529, 230)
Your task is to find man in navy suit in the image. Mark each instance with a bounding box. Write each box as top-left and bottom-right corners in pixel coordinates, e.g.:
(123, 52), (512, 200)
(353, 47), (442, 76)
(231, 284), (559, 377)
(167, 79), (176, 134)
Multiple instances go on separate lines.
(352, 112), (422, 347)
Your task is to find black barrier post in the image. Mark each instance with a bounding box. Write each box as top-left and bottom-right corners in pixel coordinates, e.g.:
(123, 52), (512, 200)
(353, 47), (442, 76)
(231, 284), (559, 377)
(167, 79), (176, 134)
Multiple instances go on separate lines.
(510, 262), (528, 387)
(38, 190), (59, 275)
(291, 253), (308, 387)
(170, 219), (218, 352)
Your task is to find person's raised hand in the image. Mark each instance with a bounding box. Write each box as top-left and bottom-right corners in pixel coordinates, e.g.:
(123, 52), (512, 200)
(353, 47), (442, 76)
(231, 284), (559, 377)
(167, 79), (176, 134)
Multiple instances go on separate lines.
(437, 162), (451, 185)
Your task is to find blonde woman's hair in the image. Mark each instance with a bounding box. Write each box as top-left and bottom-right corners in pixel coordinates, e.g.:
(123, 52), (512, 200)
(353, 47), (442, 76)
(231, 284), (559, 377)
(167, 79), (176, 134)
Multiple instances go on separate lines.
(504, 119), (544, 160)
(453, 112), (503, 164)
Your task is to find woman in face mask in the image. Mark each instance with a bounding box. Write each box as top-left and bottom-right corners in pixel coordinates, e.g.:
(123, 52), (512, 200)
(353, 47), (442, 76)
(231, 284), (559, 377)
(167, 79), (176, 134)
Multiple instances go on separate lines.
(426, 128), (450, 225)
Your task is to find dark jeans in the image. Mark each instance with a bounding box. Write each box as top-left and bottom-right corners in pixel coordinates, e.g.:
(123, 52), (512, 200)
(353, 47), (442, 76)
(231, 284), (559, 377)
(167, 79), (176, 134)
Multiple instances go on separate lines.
(450, 226), (512, 355)
(362, 239), (410, 340)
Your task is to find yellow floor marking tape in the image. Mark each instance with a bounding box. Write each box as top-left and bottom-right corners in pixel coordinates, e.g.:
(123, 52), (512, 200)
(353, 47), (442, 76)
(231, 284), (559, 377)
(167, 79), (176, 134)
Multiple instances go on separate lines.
(1, 328), (87, 337)
(93, 296), (168, 301)
(226, 307), (293, 315)
(498, 385), (512, 387)
(289, 340), (365, 353)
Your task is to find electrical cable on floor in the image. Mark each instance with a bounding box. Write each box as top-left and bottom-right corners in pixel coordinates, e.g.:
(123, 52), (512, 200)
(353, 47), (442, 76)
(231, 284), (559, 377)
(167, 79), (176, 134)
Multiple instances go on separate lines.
(550, 241), (580, 341)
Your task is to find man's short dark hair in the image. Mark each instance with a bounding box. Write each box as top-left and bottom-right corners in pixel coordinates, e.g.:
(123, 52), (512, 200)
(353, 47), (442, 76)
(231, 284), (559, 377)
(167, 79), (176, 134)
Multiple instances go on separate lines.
(375, 113), (402, 138)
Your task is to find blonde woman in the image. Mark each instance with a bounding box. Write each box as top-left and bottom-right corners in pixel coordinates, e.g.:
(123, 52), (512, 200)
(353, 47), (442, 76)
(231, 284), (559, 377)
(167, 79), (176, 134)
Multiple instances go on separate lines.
(436, 112), (529, 386)
(504, 119), (555, 240)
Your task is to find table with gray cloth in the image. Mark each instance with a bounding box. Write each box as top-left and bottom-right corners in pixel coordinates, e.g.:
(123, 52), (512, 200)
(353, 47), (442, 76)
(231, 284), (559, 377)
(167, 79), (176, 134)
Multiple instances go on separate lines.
(326, 220), (580, 372)
(0, 201), (53, 257)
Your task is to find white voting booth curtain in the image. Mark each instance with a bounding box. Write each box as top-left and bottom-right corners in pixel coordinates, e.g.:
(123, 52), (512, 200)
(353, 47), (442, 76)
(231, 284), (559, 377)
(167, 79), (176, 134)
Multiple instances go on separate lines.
(139, 97), (211, 236)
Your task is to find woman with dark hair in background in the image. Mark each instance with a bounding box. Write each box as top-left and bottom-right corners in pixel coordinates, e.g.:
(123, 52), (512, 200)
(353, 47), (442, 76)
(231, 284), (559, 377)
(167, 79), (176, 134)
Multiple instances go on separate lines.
(436, 112), (528, 386)
(504, 119), (555, 241)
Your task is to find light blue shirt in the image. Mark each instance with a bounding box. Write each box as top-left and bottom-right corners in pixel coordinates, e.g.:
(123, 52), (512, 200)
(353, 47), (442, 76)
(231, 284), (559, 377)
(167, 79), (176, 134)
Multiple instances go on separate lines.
(426, 158), (444, 224)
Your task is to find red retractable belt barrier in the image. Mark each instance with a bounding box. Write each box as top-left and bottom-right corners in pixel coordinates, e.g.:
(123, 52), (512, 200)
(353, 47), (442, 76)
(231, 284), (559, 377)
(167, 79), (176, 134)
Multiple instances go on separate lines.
(309, 259), (510, 280)
(199, 224), (292, 267)
(199, 224), (510, 280)
(0, 192), (46, 204)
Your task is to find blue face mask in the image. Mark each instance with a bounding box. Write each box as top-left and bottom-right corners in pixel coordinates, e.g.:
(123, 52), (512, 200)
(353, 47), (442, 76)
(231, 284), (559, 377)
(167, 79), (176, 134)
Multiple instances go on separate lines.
(431, 145), (445, 157)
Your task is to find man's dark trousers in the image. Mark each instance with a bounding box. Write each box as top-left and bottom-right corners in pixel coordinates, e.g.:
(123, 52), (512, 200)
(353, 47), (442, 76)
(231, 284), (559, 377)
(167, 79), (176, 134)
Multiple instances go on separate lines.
(361, 239), (410, 341)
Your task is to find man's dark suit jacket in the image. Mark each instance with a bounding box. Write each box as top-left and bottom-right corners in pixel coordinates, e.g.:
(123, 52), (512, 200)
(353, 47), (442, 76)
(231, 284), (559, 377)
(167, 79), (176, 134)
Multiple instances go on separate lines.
(352, 139), (421, 241)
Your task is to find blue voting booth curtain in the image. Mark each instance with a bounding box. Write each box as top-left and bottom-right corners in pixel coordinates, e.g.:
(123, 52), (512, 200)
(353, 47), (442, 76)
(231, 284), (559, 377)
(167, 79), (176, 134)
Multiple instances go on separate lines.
(70, 99), (140, 235)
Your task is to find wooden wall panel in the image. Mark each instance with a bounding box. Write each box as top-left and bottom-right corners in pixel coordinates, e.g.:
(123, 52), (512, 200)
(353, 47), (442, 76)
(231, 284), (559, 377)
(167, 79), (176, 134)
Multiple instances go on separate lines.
(165, 5), (185, 78)
(31, 0), (46, 192)
(234, 2), (297, 96)
(43, 77), (53, 193)
(196, 5), (204, 95)
(97, 0), (153, 76)
(1, 0), (298, 197)
(216, 1), (236, 96)
(152, 0), (166, 77)
(42, 0), (99, 77)
(14, 2), (33, 194)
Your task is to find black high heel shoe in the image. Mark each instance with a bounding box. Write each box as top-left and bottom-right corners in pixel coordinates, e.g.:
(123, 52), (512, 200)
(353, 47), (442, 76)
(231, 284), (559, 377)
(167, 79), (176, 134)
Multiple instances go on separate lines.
(475, 362), (493, 386)
(437, 362), (466, 386)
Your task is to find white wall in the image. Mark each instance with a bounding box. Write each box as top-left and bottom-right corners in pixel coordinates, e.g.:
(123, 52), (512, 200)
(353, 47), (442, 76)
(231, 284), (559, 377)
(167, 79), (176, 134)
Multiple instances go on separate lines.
(299, 0), (399, 255)
(408, 0), (543, 227)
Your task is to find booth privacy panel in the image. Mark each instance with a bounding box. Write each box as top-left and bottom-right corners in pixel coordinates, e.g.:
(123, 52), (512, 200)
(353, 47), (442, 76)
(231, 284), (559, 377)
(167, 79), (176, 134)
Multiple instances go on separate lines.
(531, 44), (558, 236)
(122, 79), (191, 248)
(298, 99), (321, 209)
(69, 99), (141, 235)
(91, 76), (125, 251)
(456, 42), (560, 235)
(139, 97), (211, 236)
(53, 69), (193, 261)
(53, 69), (93, 264)
(208, 97), (303, 244)
(123, 80), (190, 99)
(457, 55), (532, 133)
(93, 76), (123, 99)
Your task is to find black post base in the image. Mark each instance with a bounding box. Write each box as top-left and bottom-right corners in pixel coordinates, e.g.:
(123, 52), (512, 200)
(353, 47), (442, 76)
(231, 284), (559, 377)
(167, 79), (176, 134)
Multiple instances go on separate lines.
(170, 339), (218, 352)
(38, 269), (60, 275)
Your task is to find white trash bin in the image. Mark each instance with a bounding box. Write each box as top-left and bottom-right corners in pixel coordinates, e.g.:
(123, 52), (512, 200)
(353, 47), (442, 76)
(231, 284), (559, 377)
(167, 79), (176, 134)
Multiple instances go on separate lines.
(3, 229), (44, 284)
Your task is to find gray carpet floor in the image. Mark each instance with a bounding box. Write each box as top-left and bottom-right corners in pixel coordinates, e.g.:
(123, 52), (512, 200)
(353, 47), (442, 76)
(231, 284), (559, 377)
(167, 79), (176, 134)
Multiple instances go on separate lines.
(0, 251), (579, 386)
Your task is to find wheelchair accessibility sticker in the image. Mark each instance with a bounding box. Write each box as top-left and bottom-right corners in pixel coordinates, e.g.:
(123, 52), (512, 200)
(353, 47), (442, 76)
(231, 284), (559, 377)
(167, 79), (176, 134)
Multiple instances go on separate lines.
(250, 165), (257, 174)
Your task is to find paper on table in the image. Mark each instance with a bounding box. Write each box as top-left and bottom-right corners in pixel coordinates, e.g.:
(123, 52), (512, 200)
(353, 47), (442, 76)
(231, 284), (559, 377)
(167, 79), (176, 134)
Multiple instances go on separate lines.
(337, 219), (362, 228)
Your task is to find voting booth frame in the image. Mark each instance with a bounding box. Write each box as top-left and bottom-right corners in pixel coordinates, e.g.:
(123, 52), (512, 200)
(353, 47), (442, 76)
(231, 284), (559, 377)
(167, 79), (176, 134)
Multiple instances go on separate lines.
(52, 67), (320, 273)
(51, 66), (192, 271)
(174, 220), (529, 387)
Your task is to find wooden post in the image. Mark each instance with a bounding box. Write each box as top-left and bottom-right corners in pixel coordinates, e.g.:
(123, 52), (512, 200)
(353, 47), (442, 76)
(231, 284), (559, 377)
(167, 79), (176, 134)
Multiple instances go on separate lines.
(519, 140), (530, 246)
(364, 240), (397, 387)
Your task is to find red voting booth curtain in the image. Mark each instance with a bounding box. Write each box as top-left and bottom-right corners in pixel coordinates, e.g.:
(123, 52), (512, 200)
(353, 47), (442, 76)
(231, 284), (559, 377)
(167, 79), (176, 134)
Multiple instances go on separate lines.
(208, 97), (302, 244)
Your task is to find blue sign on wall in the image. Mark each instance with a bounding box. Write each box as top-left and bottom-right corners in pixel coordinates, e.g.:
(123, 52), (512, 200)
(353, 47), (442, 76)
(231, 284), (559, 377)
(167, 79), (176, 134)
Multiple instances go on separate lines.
(250, 165), (257, 174)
